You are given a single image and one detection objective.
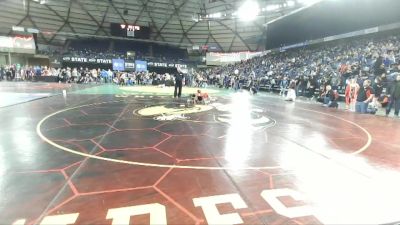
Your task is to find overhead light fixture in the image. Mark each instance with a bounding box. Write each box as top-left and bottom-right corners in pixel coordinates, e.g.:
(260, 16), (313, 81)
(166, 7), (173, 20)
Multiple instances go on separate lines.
(264, 4), (280, 11)
(297, 0), (321, 5)
(237, 0), (260, 21)
(27, 28), (39, 33)
(287, 0), (296, 7)
(12, 26), (25, 32)
(207, 12), (222, 19)
(212, 12), (221, 18)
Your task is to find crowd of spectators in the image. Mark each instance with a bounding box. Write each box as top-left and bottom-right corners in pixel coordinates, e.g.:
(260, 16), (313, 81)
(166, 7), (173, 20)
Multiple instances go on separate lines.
(0, 65), (197, 87)
(64, 48), (127, 61)
(0, 65), (61, 81)
(63, 47), (186, 64)
(198, 34), (400, 116)
(2, 33), (400, 117)
(63, 39), (188, 63)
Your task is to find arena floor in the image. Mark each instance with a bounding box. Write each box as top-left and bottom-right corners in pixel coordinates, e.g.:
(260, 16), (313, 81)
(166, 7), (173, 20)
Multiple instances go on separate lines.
(1, 82), (400, 225)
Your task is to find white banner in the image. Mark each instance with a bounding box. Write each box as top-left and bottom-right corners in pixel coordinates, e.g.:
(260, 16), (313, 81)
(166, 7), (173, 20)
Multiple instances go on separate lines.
(206, 52), (262, 66)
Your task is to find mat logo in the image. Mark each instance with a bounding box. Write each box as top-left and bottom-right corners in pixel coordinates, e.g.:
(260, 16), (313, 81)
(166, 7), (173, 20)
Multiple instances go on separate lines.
(12, 188), (313, 225)
(212, 103), (276, 130)
(136, 103), (276, 128)
(154, 114), (189, 121)
(137, 104), (213, 118)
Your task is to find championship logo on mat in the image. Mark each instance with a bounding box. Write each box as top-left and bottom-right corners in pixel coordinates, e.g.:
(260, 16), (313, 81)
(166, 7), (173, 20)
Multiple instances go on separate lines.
(136, 103), (214, 121)
(212, 103), (276, 130)
(136, 102), (275, 129)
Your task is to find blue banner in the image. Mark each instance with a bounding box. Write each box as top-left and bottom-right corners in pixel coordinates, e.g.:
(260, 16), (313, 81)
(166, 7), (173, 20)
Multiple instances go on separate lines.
(135, 60), (147, 72)
(112, 59), (125, 71)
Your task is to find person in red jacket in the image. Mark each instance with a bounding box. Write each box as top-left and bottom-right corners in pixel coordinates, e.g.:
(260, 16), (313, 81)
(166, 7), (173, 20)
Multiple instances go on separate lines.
(345, 78), (359, 111)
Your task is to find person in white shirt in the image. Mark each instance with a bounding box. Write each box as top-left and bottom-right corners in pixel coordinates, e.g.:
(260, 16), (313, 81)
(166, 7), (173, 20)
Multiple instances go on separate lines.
(63, 68), (69, 82)
(71, 68), (78, 82)
(91, 69), (98, 83)
(107, 69), (113, 81)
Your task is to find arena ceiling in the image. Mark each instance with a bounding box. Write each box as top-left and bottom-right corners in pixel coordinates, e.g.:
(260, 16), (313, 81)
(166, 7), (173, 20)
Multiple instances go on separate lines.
(0, 0), (309, 52)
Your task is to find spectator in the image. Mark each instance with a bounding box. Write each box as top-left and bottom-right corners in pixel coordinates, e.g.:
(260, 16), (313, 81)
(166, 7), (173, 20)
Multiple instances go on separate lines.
(280, 76), (288, 96)
(72, 68), (78, 82)
(323, 85), (335, 107)
(355, 80), (374, 114)
(372, 77), (384, 108)
(285, 80), (297, 101)
(386, 74), (400, 117)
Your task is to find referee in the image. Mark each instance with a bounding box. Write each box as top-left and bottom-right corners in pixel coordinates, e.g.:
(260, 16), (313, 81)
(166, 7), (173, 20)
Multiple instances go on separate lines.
(174, 70), (184, 98)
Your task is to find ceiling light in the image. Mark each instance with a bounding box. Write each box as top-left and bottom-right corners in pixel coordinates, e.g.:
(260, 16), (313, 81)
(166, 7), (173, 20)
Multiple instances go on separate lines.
(287, 0), (295, 6)
(12, 26), (25, 32)
(297, 0), (321, 5)
(237, 0), (260, 21)
(265, 4), (280, 11)
(213, 12), (221, 18)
